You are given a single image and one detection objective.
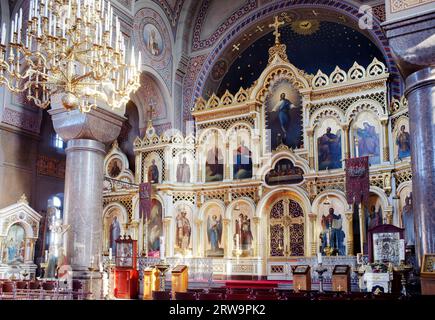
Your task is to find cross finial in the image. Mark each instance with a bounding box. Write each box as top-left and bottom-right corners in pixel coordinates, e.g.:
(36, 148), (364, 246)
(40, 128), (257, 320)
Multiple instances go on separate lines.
(147, 99), (157, 128)
(269, 16), (284, 44)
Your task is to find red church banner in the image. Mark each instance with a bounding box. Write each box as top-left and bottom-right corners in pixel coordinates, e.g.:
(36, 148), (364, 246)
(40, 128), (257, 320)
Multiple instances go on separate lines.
(139, 182), (152, 220)
(345, 156), (370, 205)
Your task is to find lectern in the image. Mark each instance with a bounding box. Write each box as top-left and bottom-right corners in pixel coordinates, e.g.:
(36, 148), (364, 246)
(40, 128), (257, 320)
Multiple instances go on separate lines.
(291, 265), (311, 292)
(332, 265), (351, 292)
(143, 267), (160, 300)
(171, 265), (188, 299)
(421, 254), (435, 295)
(114, 236), (138, 299)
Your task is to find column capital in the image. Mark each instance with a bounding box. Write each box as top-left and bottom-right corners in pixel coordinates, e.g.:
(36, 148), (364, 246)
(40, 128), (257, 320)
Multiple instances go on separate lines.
(308, 213), (317, 221)
(383, 10), (435, 77)
(306, 127), (314, 136)
(340, 123), (350, 131)
(49, 105), (125, 144)
(252, 216), (261, 224)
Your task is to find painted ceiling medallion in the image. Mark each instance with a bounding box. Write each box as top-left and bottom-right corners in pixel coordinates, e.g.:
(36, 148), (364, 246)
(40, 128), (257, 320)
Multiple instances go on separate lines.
(291, 20), (320, 36)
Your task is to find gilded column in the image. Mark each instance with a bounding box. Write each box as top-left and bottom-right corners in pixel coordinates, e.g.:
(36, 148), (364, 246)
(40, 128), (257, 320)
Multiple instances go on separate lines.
(135, 152), (142, 184)
(195, 219), (202, 257)
(359, 203), (366, 254)
(381, 118), (390, 162)
(163, 218), (171, 257)
(385, 208), (394, 225)
(306, 128), (315, 168)
(252, 217), (260, 257)
(308, 213), (317, 256)
(341, 123), (350, 159)
(224, 142), (231, 180)
(222, 218), (230, 258)
(345, 211), (354, 256)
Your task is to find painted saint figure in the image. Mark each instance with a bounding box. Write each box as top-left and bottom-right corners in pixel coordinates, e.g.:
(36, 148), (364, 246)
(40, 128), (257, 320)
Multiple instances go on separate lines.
(396, 125), (411, 159)
(233, 139), (252, 179)
(148, 159), (159, 183)
(318, 127), (342, 170)
(109, 159), (121, 178)
(234, 213), (253, 251)
(366, 205), (382, 231)
(207, 214), (223, 256)
(148, 202), (162, 254)
(319, 208), (346, 255)
(176, 157), (191, 183)
(272, 93), (297, 144)
(356, 122), (380, 164)
(176, 209), (191, 250)
(205, 146), (224, 182)
(402, 194), (415, 246)
(147, 29), (160, 56)
(109, 216), (121, 253)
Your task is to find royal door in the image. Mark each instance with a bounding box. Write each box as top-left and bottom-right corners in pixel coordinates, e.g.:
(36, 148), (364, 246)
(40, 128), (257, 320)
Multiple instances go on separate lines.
(269, 198), (305, 257)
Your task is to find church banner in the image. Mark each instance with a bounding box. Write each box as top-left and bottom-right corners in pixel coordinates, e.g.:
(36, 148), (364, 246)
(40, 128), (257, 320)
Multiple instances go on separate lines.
(139, 182), (152, 220)
(345, 156), (369, 205)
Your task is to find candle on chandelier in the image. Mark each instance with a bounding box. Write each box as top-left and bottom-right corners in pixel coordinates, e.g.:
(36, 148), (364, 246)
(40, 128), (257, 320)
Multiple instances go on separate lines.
(29, 0), (33, 20)
(44, 0), (49, 17)
(45, 250), (48, 263)
(109, 248), (112, 260)
(1, 23), (6, 45)
(77, 0), (81, 19)
(317, 252), (323, 264)
(399, 239), (405, 261)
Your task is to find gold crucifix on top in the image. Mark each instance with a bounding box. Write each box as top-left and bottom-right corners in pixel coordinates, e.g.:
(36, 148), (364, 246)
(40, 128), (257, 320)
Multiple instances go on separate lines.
(269, 16), (285, 44)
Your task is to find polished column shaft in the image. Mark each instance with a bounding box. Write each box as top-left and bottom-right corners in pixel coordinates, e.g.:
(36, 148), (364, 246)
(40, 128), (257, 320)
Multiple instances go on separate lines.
(405, 67), (435, 259)
(63, 139), (106, 270)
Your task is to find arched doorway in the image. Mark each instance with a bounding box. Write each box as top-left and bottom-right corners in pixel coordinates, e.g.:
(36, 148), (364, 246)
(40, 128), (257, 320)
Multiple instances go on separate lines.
(268, 197), (305, 258)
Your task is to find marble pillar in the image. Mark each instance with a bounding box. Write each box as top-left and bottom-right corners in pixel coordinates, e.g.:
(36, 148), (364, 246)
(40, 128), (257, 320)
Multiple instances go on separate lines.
(406, 68), (435, 258)
(383, 8), (435, 263)
(222, 218), (230, 258)
(49, 103), (124, 298)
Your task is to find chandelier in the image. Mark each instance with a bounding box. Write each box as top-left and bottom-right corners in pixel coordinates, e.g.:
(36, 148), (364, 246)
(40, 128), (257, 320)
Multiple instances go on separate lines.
(0, 0), (141, 112)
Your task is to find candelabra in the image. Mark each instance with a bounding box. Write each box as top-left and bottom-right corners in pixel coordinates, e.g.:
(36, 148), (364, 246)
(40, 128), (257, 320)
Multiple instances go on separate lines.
(394, 261), (413, 297)
(315, 263), (328, 293)
(0, 0), (140, 112)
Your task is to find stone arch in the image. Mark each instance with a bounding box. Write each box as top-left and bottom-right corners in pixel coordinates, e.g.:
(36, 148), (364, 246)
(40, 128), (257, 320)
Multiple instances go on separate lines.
(189, 1), (401, 111)
(346, 98), (386, 122)
(102, 202), (129, 253)
(252, 64), (311, 103)
(257, 151), (310, 180)
(130, 71), (173, 133)
(310, 106), (345, 128)
(257, 188), (311, 258)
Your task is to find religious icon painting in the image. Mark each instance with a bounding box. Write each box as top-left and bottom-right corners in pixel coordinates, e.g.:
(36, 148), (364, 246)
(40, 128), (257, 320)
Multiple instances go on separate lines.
(143, 23), (163, 57)
(147, 199), (163, 257)
(265, 79), (303, 150)
(316, 118), (342, 171)
(204, 131), (224, 182)
(231, 130), (253, 180)
(352, 112), (381, 165)
(5, 224), (25, 264)
(232, 202), (254, 257)
(318, 196), (346, 256)
(393, 118), (411, 161)
(105, 208), (124, 254)
(175, 152), (193, 184)
(107, 157), (123, 178)
(265, 159), (304, 185)
(174, 204), (193, 255)
(205, 205), (224, 257)
(145, 154), (161, 184)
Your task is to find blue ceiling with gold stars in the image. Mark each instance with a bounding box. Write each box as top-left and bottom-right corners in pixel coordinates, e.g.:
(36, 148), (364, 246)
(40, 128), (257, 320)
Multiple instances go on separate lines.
(217, 21), (385, 95)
